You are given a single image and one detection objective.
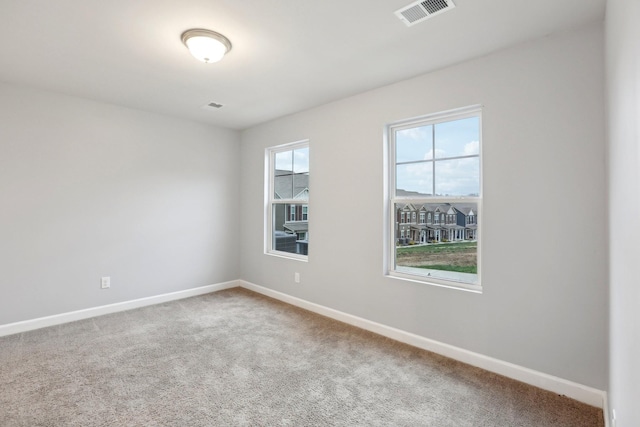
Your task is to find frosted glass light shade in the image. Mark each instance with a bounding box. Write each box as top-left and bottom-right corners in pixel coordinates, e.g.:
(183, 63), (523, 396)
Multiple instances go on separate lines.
(181, 29), (232, 63)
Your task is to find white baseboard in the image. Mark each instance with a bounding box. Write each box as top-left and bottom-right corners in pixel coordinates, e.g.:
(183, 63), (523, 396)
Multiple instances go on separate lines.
(239, 280), (607, 410)
(603, 392), (611, 427)
(0, 280), (241, 337)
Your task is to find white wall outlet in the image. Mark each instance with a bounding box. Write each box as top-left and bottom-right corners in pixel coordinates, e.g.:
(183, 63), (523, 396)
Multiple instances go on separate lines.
(294, 272), (300, 283)
(100, 276), (110, 289)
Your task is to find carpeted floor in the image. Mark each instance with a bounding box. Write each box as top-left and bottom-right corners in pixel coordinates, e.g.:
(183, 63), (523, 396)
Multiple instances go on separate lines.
(0, 288), (603, 426)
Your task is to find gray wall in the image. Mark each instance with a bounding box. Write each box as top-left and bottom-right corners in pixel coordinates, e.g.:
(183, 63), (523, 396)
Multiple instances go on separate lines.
(239, 23), (608, 389)
(606, 0), (640, 425)
(0, 82), (240, 325)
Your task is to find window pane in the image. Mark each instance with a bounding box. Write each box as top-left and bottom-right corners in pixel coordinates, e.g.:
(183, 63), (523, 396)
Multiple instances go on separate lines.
(396, 162), (433, 196)
(272, 203), (308, 255)
(293, 171), (309, 201)
(275, 150), (293, 172)
(396, 125), (433, 162)
(434, 157), (480, 197)
(394, 202), (478, 284)
(434, 117), (480, 159)
(274, 150), (293, 199)
(274, 173), (293, 199)
(293, 147), (309, 173)
(293, 148), (309, 200)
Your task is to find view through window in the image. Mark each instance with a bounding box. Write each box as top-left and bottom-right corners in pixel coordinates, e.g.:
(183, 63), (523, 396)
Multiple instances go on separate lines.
(387, 106), (481, 289)
(266, 141), (309, 259)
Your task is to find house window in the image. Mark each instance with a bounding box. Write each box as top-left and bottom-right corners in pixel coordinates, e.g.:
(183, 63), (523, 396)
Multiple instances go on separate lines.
(266, 140), (309, 259)
(386, 106), (481, 291)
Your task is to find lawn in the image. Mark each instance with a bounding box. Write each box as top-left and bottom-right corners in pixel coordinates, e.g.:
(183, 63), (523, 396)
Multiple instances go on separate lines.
(396, 241), (477, 274)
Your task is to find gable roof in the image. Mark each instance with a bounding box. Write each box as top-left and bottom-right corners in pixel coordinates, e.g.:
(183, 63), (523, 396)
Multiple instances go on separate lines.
(274, 171), (309, 200)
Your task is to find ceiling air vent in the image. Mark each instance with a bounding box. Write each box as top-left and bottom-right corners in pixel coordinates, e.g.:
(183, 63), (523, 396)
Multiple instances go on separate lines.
(395, 0), (456, 27)
(202, 101), (224, 110)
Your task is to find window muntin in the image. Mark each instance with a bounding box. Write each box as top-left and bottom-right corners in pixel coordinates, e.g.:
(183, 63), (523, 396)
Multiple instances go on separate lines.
(387, 106), (481, 291)
(266, 141), (309, 260)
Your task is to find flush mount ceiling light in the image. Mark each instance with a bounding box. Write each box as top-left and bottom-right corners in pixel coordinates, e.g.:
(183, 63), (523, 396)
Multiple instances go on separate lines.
(181, 28), (232, 63)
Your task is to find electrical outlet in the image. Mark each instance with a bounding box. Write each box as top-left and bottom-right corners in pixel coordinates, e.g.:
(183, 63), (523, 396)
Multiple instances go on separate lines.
(294, 272), (300, 283)
(101, 277), (110, 289)
(611, 409), (616, 427)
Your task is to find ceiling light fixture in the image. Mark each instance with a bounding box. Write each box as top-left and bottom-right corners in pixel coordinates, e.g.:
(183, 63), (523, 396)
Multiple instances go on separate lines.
(181, 29), (232, 63)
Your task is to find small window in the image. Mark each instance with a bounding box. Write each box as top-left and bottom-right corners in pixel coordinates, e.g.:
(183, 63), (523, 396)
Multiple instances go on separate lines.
(266, 140), (309, 259)
(386, 106), (481, 291)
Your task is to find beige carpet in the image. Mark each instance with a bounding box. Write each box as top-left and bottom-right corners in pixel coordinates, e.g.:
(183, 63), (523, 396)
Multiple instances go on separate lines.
(0, 288), (603, 426)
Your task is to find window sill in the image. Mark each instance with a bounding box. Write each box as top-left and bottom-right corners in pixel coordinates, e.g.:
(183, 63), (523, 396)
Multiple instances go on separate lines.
(386, 269), (482, 294)
(265, 250), (308, 262)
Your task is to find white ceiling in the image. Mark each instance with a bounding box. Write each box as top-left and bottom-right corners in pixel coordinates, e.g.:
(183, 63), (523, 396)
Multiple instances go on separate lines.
(0, 0), (605, 130)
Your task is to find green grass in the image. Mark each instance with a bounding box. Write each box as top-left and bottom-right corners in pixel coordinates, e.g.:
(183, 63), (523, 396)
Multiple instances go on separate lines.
(397, 241), (478, 274)
(396, 241), (477, 255)
(410, 264), (477, 274)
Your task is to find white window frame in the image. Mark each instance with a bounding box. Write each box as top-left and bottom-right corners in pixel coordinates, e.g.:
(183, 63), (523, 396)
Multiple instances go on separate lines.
(384, 105), (482, 292)
(265, 139), (309, 261)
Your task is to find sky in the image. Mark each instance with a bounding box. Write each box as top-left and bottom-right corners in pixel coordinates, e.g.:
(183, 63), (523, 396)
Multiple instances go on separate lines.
(275, 147), (309, 173)
(395, 116), (480, 197)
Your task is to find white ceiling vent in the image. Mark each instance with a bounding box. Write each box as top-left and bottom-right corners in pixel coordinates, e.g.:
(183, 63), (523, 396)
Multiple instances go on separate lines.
(395, 0), (456, 27)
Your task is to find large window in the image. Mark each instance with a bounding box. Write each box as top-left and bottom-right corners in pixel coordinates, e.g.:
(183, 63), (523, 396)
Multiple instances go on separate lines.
(266, 140), (309, 259)
(386, 106), (481, 291)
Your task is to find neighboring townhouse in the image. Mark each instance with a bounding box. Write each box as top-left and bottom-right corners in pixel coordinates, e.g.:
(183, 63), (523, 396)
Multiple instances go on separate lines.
(395, 203), (477, 245)
(274, 170), (309, 253)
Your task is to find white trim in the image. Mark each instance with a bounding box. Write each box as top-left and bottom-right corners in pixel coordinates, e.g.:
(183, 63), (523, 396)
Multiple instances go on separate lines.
(385, 106), (483, 292)
(387, 270), (482, 293)
(238, 280), (606, 409)
(265, 139), (310, 260)
(0, 280), (240, 337)
(390, 104), (483, 129)
(602, 392), (611, 427)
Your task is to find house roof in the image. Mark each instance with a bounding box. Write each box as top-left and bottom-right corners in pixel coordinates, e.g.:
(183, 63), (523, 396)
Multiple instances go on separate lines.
(283, 222), (308, 233)
(274, 172), (309, 200)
